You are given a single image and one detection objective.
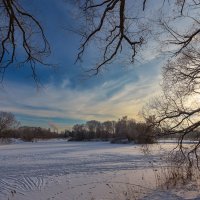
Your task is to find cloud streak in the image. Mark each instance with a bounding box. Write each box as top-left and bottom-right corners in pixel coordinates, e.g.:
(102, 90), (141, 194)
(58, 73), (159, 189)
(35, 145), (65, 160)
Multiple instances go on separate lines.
(0, 58), (162, 130)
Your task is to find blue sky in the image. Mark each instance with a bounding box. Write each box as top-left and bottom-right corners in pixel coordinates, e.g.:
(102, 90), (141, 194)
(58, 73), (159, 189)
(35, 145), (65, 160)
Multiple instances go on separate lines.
(0, 0), (164, 131)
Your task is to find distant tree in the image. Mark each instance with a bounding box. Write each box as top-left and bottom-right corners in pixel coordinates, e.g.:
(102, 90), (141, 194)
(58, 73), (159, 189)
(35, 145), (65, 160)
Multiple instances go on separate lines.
(102, 121), (116, 138)
(115, 116), (128, 138)
(134, 122), (156, 144)
(86, 120), (101, 138)
(126, 119), (137, 141)
(72, 124), (87, 140)
(0, 111), (19, 136)
(17, 126), (62, 141)
(71, 117), (156, 143)
(114, 116), (156, 143)
(64, 130), (71, 138)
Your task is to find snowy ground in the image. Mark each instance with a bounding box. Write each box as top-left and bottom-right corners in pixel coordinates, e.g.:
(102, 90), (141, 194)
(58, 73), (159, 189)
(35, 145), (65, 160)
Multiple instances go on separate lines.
(0, 140), (199, 200)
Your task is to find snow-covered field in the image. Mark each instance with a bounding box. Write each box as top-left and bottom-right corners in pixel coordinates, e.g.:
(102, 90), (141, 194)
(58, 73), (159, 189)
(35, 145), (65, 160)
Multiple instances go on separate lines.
(0, 140), (199, 200)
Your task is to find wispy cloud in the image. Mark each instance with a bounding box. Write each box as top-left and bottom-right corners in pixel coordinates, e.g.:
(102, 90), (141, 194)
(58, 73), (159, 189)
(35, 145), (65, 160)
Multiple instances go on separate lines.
(0, 58), (162, 130)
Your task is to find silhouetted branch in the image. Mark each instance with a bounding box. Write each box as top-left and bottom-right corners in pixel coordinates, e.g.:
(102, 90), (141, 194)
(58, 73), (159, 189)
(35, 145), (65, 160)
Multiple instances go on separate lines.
(75, 0), (148, 75)
(0, 0), (51, 82)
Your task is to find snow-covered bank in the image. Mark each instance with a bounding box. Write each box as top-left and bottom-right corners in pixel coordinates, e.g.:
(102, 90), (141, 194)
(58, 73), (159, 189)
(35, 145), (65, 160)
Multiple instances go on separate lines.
(0, 140), (199, 199)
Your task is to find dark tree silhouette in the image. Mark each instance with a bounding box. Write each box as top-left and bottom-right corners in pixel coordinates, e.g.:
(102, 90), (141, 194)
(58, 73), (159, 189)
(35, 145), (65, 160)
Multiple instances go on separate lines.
(2, 0), (199, 78)
(143, 50), (200, 166)
(0, 111), (19, 134)
(0, 0), (50, 82)
(73, 0), (200, 74)
(74, 0), (150, 75)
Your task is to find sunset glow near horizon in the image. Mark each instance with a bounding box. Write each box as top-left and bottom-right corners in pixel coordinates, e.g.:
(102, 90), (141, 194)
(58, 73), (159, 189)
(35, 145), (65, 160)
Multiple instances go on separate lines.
(0, 0), (163, 131)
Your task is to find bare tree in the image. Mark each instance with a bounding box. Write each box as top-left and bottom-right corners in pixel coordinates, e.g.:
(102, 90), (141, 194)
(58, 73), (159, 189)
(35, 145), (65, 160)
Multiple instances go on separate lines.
(0, 111), (19, 135)
(143, 49), (200, 167)
(0, 0), (51, 82)
(102, 121), (115, 136)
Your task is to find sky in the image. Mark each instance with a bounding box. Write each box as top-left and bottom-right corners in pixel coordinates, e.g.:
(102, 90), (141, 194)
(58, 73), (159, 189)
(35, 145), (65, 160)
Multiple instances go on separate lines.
(0, 0), (164, 131)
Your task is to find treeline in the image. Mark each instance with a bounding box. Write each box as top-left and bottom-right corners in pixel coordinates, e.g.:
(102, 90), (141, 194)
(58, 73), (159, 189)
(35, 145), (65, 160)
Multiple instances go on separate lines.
(0, 111), (156, 144)
(1, 126), (65, 142)
(67, 116), (156, 144)
(161, 130), (200, 140)
(0, 111), (66, 142)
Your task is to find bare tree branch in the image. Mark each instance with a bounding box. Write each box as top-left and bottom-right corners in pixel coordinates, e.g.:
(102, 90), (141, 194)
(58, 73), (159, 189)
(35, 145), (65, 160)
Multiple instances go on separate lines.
(75, 0), (148, 75)
(0, 0), (51, 83)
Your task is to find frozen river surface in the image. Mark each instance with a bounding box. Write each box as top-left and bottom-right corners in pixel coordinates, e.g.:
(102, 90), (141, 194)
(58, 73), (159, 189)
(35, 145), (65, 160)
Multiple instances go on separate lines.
(0, 140), (199, 200)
